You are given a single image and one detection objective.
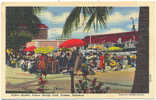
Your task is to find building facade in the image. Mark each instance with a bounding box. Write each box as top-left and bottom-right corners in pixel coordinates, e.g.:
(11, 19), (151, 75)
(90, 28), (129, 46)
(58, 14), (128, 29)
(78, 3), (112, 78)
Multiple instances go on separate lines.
(26, 40), (65, 48)
(82, 31), (138, 50)
(18, 24), (48, 39)
(32, 24), (48, 39)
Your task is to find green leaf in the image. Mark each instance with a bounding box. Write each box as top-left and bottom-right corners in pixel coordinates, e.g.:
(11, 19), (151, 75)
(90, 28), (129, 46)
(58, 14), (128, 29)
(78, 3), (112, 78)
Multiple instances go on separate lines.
(75, 83), (81, 89)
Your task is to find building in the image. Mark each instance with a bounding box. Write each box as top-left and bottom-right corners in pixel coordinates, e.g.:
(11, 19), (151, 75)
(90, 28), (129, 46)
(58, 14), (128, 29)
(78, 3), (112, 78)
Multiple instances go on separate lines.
(82, 31), (138, 49)
(83, 31), (138, 44)
(18, 24), (48, 39)
(26, 40), (65, 48)
(18, 24), (64, 48)
(32, 24), (48, 39)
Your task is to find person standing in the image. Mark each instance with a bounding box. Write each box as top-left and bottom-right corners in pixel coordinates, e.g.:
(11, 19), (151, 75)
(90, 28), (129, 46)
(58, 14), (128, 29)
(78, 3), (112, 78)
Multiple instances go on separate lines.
(38, 54), (47, 79)
(99, 53), (104, 72)
(69, 48), (78, 68)
(53, 52), (59, 73)
(47, 56), (52, 74)
(6, 52), (11, 66)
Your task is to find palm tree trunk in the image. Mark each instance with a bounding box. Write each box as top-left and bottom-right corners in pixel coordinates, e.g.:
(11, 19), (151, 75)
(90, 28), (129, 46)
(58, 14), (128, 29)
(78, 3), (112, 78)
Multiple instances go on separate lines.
(131, 7), (149, 93)
(71, 71), (75, 93)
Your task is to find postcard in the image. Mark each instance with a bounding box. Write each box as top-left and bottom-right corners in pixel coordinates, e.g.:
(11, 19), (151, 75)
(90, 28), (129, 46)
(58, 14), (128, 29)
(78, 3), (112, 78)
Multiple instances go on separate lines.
(1, 1), (155, 99)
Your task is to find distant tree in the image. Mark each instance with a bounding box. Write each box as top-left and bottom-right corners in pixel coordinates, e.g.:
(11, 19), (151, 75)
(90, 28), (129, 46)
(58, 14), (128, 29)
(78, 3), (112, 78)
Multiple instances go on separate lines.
(6, 32), (32, 48)
(6, 7), (43, 48)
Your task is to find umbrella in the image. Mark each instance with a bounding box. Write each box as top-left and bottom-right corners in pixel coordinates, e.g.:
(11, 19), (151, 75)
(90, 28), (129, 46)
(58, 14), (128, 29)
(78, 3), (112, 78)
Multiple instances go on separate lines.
(34, 47), (54, 54)
(59, 39), (86, 48)
(24, 46), (36, 52)
(108, 46), (121, 51)
(130, 55), (136, 59)
(48, 46), (55, 51)
(59, 48), (71, 51)
(88, 45), (105, 50)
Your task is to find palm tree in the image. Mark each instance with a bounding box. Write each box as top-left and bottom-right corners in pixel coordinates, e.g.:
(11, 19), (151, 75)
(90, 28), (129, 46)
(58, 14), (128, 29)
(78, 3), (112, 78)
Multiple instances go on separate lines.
(62, 7), (112, 93)
(62, 7), (112, 37)
(131, 7), (149, 93)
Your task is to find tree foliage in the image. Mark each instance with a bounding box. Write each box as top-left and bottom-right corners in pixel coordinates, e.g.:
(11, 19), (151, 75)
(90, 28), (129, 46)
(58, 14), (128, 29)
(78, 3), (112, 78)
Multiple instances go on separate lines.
(6, 7), (43, 48)
(62, 7), (112, 37)
(6, 7), (42, 35)
(6, 32), (32, 48)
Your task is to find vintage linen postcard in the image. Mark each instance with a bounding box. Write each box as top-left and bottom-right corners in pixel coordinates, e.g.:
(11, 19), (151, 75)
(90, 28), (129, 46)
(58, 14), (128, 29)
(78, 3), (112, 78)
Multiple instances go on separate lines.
(1, 1), (155, 99)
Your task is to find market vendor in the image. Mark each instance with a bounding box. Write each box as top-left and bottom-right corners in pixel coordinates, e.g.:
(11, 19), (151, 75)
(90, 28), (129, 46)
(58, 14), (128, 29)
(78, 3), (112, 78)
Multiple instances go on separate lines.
(104, 53), (111, 66)
(99, 52), (105, 72)
(38, 54), (48, 79)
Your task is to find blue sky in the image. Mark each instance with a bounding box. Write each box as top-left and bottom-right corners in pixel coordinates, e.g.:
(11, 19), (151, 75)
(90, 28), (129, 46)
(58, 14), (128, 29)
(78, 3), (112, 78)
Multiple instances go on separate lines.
(37, 7), (139, 40)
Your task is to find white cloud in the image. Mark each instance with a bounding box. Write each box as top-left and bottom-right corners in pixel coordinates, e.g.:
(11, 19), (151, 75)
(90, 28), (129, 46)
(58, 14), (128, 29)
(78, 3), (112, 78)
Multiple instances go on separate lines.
(39, 10), (139, 40)
(48, 27), (128, 39)
(48, 28), (63, 39)
(105, 28), (128, 33)
(72, 27), (128, 36)
(95, 28), (128, 35)
(71, 28), (128, 38)
(107, 11), (139, 24)
(37, 11), (69, 23)
(48, 28), (63, 35)
(71, 11), (138, 33)
(37, 11), (70, 23)
(37, 11), (53, 22)
(38, 10), (139, 26)
(52, 12), (70, 23)
(37, 10), (89, 25)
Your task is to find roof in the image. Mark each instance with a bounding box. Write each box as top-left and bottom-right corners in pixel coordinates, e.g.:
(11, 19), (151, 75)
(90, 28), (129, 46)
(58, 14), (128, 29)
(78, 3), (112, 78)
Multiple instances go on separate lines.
(85, 31), (138, 38)
(32, 39), (65, 42)
(18, 24), (48, 29)
(83, 31), (138, 44)
(36, 24), (48, 29)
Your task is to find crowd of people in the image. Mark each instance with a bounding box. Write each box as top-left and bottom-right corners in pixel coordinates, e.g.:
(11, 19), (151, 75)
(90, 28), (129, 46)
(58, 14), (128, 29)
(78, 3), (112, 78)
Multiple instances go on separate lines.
(6, 47), (136, 76)
(6, 47), (83, 75)
(82, 51), (136, 72)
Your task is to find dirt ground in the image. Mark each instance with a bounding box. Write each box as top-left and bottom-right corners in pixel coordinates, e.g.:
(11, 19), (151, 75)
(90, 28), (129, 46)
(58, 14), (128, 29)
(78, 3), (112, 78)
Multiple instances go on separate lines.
(6, 66), (135, 93)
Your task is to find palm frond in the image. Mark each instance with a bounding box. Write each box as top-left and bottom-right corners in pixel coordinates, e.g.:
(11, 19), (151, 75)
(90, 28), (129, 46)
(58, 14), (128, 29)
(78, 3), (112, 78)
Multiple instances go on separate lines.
(84, 7), (112, 32)
(84, 12), (96, 32)
(62, 7), (113, 36)
(62, 7), (82, 36)
(82, 7), (88, 23)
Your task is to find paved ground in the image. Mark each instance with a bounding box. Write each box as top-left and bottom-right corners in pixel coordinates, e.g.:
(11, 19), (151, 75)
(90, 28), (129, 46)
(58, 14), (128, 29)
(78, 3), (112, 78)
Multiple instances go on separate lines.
(6, 65), (135, 93)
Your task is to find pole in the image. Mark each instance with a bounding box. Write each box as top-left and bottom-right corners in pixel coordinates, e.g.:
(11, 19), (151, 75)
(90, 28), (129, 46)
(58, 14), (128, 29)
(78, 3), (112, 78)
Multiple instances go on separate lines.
(90, 32), (92, 45)
(130, 17), (136, 32)
(71, 70), (75, 93)
(56, 37), (59, 47)
(70, 48), (80, 93)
